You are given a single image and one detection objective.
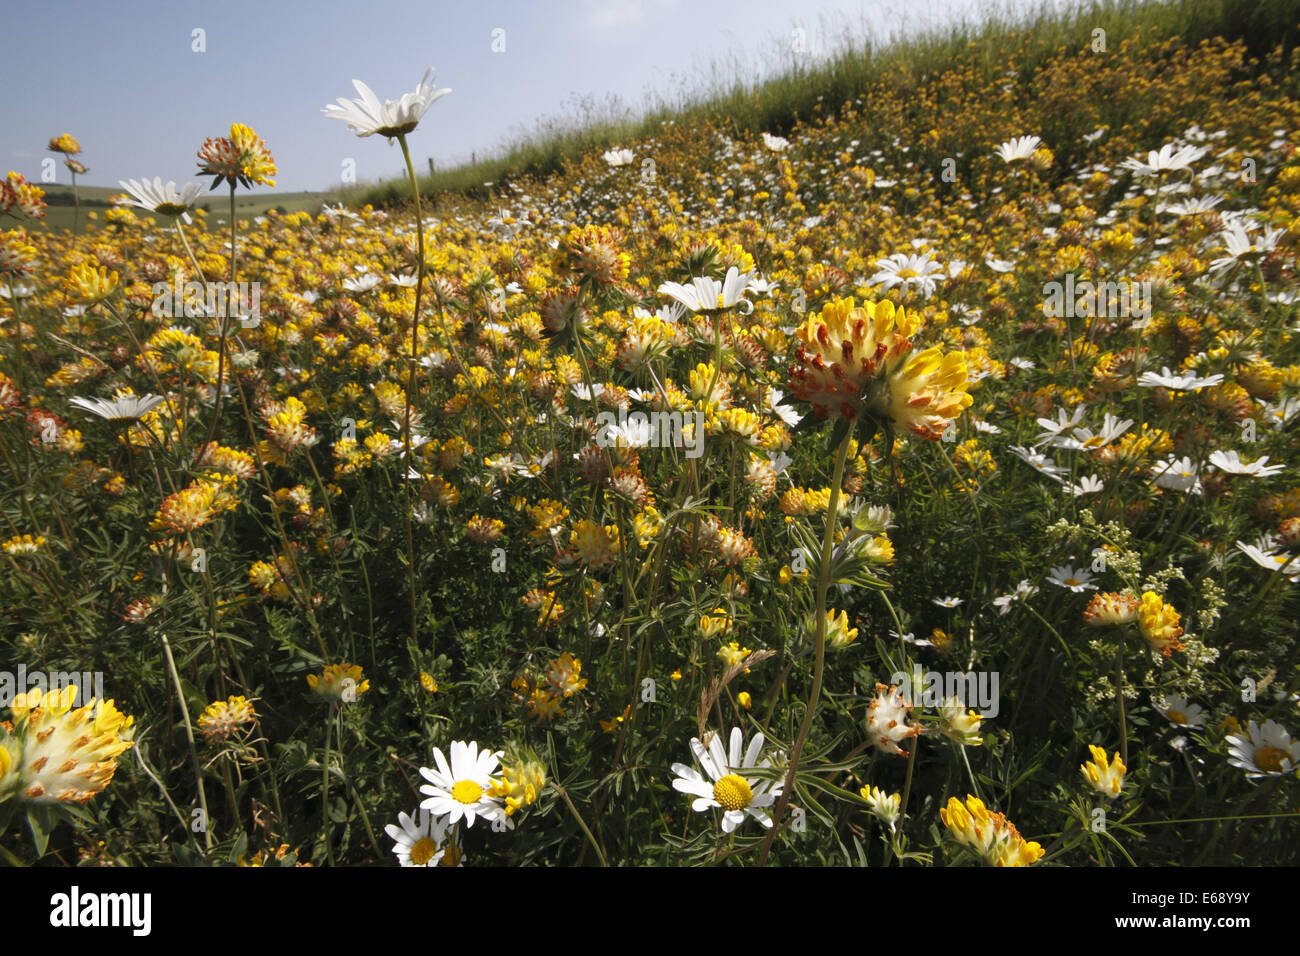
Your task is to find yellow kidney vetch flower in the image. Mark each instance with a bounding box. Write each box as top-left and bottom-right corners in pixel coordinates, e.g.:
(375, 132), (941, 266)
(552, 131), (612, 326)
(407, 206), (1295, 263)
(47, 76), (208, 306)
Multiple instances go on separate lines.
(307, 663), (370, 702)
(1137, 591), (1185, 657)
(66, 262), (119, 304)
(884, 347), (975, 440)
(788, 296), (919, 420)
(4, 687), (134, 803)
(1080, 744), (1126, 799)
(48, 133), (82, 155)
(197, 695), (258, 741)
(821, 609), (858, 649)
(488, 751), (547, 816)
(787, 296), (972, 438)
(940, 794), (1044, 867)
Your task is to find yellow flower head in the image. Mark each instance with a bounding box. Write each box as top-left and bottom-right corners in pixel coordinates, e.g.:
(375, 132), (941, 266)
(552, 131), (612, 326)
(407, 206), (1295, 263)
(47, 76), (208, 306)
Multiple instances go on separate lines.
(488, 752), (547, 816)
(48, 134), (82, 155)
(1083, 592), (1140, 627)
(1138, 591), (1184, 657)
(2, 533), (46, 556)
(787, 296), (919, 421)
(717, 641), (753, 669)
(940, 793), (1043, 867)
(822, 608), (859, 649)
(198, 695), (258, 740)
(7, 687), (134, 803)
(939, 696), (984, 746)
(882, 346), (974, 440)
(66, 262), (119, 304)
(197, 123), (277, 189)
(307, 663), (370, 702)
(545, 652), (588, 698)
(860, 785), (901, 828)
(1080, 744), (1126, 799)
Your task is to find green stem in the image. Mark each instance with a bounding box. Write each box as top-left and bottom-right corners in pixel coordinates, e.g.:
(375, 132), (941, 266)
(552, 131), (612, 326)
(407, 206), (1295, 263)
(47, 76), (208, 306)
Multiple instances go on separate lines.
(756, 426), (853, 867)
(397, 133), (425, 656)
(160, 624), (212, 851)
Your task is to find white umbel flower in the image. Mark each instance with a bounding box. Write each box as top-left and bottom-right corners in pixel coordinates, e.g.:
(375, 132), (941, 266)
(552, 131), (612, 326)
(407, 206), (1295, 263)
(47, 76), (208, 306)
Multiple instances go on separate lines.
(323, 67), (451, 140)
(671, 727), (783, 833)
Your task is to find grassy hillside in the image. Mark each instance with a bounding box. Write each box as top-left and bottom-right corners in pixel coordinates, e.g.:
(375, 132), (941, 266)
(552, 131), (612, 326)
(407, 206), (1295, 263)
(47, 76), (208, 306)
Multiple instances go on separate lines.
(357, 0), (1300, 209)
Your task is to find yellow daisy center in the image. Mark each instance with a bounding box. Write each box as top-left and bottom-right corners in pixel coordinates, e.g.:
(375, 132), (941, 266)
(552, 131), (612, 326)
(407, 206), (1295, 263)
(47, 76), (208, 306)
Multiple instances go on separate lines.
(897, 268), (919, 279)
(1064, 578), (1080, 587)
(452, 779), (484, 804)
(1254, 746), (1289, 773)
(713, 773), (753, 812)
(409, 836), (438, 866)
(1166, 709), (1187, 725)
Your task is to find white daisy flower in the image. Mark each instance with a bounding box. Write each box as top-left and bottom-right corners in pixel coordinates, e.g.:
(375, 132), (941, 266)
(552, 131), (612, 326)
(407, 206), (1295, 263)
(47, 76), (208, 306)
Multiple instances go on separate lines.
(761, 132), (790, 152)
(384, 809), (456, 867)
(994, 135), (1042, 163)
(1069, 413), (1133, 451)
(1151, 456), (1203, 495)
(418, 740), (506, 828)
(1120, 143), (1207, 176)
(68, 393), (165, 421)
(1226, 719), (1300, 779)
(1235, 540), (1300, 583)
(1045, 564), (1098, 592)
(768, 388), (804, 427)
(323, 67), (451, 141)
(342, 273), (383, 294)
(1208, 450), (1284, 477)
(1136, 366), (1224, 390)
(868, 251), (945, 300)
(891, 629), (933, 647)
(670, 727), (782, 833)
(116, 177), (204, 224)
(992, 579), (1039, 615)
(1010, 445), (1067, 481)
(1156, 695), (1205, 729)
(602, 148), (635, 167)
(1068, 474), (1105, 496)
(658, 266), (754, 313)
(933, 596), (964, 608)
(1208, 222), (1283, 277)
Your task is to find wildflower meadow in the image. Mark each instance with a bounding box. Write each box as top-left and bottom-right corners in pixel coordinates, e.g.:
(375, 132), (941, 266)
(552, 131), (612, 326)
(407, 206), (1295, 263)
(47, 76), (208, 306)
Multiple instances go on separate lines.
(2, 0), (1299, 876)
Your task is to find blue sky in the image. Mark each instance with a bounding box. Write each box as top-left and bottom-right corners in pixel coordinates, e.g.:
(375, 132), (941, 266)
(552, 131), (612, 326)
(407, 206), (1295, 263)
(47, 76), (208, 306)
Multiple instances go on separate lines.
(2, 0), (1066, 193)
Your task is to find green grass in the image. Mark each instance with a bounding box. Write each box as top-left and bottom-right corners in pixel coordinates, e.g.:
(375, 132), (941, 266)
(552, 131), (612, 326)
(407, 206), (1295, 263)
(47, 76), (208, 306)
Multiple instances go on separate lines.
(32, 184), (331, 233)
(356, 0), (1300, 208)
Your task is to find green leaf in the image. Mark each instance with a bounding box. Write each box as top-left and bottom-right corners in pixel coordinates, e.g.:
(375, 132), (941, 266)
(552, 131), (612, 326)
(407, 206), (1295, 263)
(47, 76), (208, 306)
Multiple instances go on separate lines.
(26, 805), (53, 858)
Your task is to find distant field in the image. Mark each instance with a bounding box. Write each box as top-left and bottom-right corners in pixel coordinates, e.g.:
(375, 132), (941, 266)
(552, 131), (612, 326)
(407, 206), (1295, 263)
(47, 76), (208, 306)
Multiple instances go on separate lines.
(31, 184), (330, 232)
